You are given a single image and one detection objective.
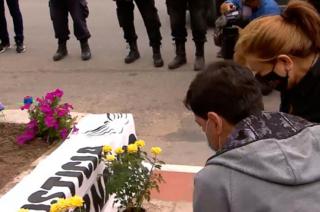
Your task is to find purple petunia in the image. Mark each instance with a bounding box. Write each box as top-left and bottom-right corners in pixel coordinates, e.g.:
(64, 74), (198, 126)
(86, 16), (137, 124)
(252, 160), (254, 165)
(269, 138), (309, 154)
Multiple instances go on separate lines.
(60, 128), (69, 140)
(20, 103), (32, 111)
(17, 129), (35, 145)
(72, 126), (79, 134)
(55, 107), (68, 117)
(0, 102), (5, 111)
(45, 88), (64, 102)
(39, 104), (53, 114)
(44, 116), (58, 129)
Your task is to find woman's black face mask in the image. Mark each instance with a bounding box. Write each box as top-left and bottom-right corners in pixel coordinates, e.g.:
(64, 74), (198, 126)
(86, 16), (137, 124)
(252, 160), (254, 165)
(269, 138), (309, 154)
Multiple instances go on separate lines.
(255, 65), (288, 92)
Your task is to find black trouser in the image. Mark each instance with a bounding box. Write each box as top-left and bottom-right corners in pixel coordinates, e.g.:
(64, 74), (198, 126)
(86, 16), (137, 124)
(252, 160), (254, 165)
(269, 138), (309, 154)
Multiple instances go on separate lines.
(0, 0), (24, 45)
(166, 0), (208, 43)
(49, 0), (91, 43)
(115, 0), (162, 47)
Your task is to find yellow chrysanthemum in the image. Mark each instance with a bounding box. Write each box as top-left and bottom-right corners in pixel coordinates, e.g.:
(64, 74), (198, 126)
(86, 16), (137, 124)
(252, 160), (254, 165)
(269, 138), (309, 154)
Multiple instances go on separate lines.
(50, 203), (61, 212)
(151, 147), (162, 155)
(106, 154), (116, 161)
(102, 145), (112, 153)
(115, 147), (124, 155)
(127, 143), (138, 153)
(135, 140), (145, 148)
(56, 198), (68, 208)
(66, 195), (84, 207)
(18, 209), (29, 212)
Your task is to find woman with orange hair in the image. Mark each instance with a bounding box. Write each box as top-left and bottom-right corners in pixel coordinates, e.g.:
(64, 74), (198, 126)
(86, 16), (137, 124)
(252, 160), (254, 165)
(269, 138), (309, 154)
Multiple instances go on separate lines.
(235, 0), (320, 123)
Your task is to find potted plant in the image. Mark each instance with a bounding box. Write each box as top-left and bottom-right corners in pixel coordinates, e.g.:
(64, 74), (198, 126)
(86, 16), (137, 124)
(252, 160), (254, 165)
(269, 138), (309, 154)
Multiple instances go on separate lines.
(102, 140), (165, 212)
(17, 89), (78, 145)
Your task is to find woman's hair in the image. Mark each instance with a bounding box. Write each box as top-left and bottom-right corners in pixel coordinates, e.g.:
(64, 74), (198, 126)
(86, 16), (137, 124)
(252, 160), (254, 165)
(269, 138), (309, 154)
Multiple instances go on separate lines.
(235, 0), (320, 65)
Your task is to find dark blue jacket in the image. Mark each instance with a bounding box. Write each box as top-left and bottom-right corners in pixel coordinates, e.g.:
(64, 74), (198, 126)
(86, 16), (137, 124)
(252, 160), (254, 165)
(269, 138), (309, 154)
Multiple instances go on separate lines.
(226, 0), (280, 20)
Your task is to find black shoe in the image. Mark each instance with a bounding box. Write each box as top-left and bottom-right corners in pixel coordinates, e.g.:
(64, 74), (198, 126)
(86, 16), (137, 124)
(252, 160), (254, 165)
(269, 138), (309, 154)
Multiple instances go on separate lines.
(0, 43), (10, 54)
(194, 56), (205, 71)
(53, 42), (68, 61)
(125, 41), (140, 64)
(80, 41), (91, 61)
(168, 42), (186, 70)
(168, 55), (186, 69)
(153, 53), (164, 67)
(152, 46), (163, 67)
(16, 43), (26, 53)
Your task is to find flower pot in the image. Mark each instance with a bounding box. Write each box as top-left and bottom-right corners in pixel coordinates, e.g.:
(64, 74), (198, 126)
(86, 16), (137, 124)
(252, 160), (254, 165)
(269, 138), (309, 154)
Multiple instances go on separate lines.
(122, 207), (146, 212)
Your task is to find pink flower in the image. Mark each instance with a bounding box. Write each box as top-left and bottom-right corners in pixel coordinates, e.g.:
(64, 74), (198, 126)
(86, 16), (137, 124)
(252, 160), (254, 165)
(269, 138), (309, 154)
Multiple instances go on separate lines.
(72, 126), (79, 134)
(55, 107), (68, 117)
(27, 120), (38, 130)
(60, 128), (68, 140)
(40, 104), (53, 114)
(17, 130), (35, 145)
(45, 92), (55, 103)
(20, 103), (32, 110)
(36, 97), (45, 104)
(44, 116), (58, 128)
(45, 89), (64, 102)
(63, 103), (73, 111)
(53, 89), (64, 98)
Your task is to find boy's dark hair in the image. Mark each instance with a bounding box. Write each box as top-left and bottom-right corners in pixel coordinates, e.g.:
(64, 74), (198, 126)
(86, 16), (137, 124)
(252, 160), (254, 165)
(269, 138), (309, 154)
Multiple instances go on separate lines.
(184, 61), (263, 125)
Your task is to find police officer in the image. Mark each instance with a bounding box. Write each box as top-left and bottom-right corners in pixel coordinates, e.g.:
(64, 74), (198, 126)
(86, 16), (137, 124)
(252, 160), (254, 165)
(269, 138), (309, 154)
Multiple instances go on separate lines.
(166, 0), (209, 71)
(49, 0), (91, 61)
(115, 0), (163, 67)
(0, 0), (25, 53)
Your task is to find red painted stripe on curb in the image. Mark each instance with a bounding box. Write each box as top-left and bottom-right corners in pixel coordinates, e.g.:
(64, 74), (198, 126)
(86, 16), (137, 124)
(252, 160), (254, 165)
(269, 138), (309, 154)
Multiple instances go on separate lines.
(151, 171), (194, 202)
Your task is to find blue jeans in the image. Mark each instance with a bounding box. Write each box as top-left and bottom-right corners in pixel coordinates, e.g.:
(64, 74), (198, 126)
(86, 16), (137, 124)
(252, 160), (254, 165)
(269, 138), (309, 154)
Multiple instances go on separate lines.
(0, 0), (24, 45)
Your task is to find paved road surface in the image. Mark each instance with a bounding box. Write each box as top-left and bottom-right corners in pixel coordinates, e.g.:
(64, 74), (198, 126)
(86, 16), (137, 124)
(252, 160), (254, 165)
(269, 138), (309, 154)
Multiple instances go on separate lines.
(0, 0), (280, 166)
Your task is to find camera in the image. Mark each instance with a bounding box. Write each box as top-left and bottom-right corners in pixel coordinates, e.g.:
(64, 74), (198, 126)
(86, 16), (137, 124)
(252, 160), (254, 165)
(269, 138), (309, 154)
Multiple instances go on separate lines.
(214, 9), (250, 59)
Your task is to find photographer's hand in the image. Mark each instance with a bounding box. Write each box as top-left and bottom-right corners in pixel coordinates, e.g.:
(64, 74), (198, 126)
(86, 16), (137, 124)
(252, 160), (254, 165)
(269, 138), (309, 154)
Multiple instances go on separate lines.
(220, 2), (236, 14)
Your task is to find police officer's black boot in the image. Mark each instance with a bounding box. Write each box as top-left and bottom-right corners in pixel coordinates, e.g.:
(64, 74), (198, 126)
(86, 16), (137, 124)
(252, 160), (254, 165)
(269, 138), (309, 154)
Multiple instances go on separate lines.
(53, 41), (68, 61)
(168, 42), (186, 70)
(194, 42), (205, 71)
(80, 40), (91, 61)
(152, 46), (164, 67)
(125, 41), (140, 64)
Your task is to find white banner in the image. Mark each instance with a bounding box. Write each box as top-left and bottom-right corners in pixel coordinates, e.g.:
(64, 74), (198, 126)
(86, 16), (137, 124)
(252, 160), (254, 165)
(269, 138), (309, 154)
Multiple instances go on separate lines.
(0, 113), (136, 212)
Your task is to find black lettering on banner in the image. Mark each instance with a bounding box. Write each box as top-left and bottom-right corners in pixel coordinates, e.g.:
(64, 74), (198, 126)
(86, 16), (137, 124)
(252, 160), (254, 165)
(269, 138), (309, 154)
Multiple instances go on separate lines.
(41, 177), (76, 196)
(71, 155), (99, 170)
(62, 162), (92, 179)
(19, 204), (50, 211)
(83, 194), (91, 212)
(91, 176), (107, 211)
(77, 146), (102, 155)
(21, 146), (110, 211)
(28, 190), (65, 203)
(129, 133), (137, 144)
(55, 171), (84, 187)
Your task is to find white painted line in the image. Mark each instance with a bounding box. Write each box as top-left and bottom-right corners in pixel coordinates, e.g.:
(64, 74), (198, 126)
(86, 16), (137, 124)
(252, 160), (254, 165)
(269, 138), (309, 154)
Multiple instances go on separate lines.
(161, 164), (203, 173)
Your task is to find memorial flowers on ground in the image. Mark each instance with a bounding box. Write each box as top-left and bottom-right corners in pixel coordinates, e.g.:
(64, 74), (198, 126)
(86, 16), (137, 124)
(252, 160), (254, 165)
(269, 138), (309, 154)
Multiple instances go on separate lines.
(17, 89), (77, 144)
(102, 140), (165, 212)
